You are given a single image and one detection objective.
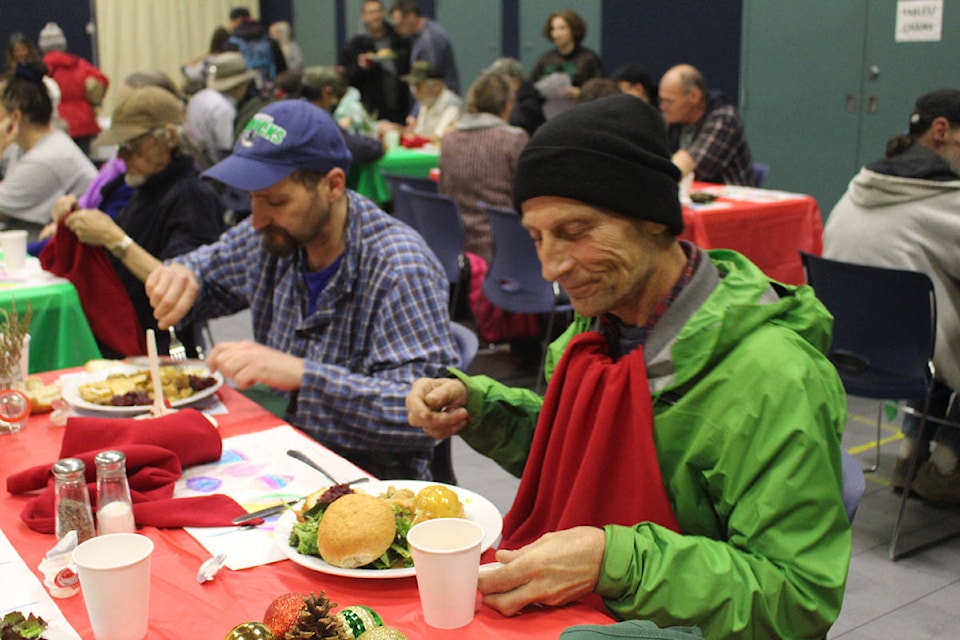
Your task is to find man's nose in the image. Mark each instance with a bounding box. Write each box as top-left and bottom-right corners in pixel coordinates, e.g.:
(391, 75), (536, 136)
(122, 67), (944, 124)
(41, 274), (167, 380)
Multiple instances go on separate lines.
(538, 238), (570, 283)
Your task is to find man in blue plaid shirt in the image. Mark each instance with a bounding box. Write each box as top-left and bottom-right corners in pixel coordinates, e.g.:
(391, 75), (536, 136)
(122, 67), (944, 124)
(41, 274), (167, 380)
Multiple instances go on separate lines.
(145, 100), (458, 480)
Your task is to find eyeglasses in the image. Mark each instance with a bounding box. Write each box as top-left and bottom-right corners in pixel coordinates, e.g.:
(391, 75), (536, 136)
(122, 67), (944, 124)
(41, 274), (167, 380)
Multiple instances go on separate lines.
(118, 129), (159, 155)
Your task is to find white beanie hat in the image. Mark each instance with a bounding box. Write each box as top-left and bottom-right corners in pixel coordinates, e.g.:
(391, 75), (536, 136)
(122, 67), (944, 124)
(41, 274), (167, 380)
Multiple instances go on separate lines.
(38, 22), (67, 52)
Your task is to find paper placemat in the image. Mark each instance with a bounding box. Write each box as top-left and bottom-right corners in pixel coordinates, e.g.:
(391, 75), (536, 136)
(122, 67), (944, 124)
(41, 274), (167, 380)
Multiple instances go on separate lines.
(0, 529), (81, 639)
(176, 425), (372, 570)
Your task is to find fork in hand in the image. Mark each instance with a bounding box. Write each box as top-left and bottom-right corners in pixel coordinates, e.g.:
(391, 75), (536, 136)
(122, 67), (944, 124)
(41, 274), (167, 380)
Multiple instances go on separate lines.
(168, 326), (187, 360)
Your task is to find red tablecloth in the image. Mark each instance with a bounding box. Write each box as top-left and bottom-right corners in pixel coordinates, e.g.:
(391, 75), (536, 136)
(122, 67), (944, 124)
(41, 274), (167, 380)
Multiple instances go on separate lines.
(679, 184), (823, 285)
(1, 372), (614, 639)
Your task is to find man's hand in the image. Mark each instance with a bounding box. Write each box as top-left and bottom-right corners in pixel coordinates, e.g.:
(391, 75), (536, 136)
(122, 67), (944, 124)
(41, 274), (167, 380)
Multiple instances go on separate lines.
(479, 527), (606, 617)
(145, 263), (200, 329)
(405, 377), (469, 438)
(671, 149), (696, 179)
(207, 341), (304, 391)
(63, 209), (124, 247)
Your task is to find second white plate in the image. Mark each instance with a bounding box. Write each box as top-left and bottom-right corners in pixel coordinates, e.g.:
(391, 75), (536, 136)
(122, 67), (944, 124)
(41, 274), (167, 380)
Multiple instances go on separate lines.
(273, 480), (502, 579)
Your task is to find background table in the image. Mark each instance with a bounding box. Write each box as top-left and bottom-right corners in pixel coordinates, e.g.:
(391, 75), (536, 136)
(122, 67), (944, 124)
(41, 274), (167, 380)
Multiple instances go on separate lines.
(0, 261), (101, 373)
(1, 374), (614, 639)
(680, 184), (823, 285)
(349, 147), (440, 205)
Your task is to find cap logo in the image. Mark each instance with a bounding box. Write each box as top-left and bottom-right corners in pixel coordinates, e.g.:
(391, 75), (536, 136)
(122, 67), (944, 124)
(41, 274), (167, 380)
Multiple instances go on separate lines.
(240, 113), (287, 148)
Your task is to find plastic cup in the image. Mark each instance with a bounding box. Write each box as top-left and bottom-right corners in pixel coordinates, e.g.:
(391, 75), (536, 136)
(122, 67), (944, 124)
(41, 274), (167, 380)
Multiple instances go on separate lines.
(73, 533), (154, 640)
(0, 230), (28, 270)
(384, 129), (400, 152)
(407, 518), (484, 629)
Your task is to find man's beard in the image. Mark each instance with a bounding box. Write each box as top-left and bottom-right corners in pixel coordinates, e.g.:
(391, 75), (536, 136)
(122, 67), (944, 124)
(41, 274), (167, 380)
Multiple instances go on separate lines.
(260, 226), (299, 258)
(258, 190), (332, 259)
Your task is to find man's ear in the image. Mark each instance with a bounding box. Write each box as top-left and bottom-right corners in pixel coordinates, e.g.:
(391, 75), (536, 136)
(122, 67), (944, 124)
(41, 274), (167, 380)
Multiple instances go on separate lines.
(162, 123), (177, 146)
(324, 167), (347, 199)
(930, 116), (951, 143)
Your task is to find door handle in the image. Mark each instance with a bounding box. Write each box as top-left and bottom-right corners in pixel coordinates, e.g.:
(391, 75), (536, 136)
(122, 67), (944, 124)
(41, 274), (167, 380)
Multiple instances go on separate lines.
(845, 94), (858, 112)
(866, 95), (878, 114)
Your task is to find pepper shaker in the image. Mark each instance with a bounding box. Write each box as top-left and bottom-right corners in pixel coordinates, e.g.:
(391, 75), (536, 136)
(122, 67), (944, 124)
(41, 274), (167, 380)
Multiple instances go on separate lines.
(52, 458), (95, 543)
(95, 450), (136, 535)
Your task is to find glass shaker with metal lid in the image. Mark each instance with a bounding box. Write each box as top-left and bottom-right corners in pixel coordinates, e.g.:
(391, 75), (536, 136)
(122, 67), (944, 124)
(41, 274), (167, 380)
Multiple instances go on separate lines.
(52, 457), (95, 543)
(95, 450), (136, 535)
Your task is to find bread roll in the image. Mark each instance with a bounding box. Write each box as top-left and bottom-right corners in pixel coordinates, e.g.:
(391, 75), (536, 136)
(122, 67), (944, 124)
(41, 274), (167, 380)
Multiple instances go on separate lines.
(316, 493), (396, 568)
(24, 376), (61, 414)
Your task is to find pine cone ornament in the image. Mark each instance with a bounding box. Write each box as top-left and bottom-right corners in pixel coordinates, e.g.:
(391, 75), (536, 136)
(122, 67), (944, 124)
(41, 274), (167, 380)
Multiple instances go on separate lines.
(263, 592), (347, 640)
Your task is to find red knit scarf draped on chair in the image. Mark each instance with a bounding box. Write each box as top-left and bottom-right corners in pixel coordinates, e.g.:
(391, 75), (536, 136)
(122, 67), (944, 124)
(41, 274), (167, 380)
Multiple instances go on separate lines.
(500, 331), (680, 550)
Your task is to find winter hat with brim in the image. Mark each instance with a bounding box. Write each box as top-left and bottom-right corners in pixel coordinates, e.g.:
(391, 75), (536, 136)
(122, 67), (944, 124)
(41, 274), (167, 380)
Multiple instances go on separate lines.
(513, 94), (683, 235)
(93, 86), (184, 147)
(207, 51), (260, 92)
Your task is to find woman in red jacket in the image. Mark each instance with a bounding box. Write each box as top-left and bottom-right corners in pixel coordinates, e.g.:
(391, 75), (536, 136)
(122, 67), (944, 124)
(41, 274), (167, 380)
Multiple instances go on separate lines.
(38, 22), (109, 156)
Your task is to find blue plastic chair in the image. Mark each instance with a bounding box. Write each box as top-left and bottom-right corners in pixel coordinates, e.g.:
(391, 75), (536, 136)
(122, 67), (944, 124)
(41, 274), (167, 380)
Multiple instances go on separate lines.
(800, 251), (948, 558)
(752, 163), (770, 187)
(380, 172), (438, 227)
(480, 202), (573, 393)
(430, 322), (480, 485)
(399, 184), (465, 315)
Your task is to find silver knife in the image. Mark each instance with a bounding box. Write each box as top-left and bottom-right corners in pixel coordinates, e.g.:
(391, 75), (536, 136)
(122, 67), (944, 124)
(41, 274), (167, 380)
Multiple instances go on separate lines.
(231, 499), (300, 525)
(286, 449), (370, 485)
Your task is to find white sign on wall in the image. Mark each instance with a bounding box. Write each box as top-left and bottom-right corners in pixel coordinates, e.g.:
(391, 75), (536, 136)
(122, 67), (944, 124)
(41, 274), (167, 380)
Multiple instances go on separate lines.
(896, 0), (943, 42)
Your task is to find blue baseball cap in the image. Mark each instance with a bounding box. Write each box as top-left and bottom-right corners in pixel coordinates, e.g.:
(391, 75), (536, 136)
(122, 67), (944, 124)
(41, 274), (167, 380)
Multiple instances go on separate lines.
(202, 99), (352, 191)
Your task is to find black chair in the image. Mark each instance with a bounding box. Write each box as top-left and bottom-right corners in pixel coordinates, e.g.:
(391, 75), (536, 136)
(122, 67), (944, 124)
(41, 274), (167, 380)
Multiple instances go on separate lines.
(480, 202), (573, 394)
(430, 322), (480, 485)
(399, 184), (466, 316)
(799, 251), (953, 558)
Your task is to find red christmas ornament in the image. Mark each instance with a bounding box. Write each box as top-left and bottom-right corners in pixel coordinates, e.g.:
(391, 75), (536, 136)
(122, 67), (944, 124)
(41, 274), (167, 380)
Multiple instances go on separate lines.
(263, 593), (307, 638)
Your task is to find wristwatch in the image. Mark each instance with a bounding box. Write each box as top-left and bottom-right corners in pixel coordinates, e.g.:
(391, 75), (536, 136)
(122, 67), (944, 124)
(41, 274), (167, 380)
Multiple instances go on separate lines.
(109, 235), (134, 259)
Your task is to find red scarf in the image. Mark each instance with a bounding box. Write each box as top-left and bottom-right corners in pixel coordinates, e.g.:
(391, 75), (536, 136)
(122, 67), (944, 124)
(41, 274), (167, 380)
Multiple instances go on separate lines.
(39, 220), (145, 356)
(500, 331), (680, 550)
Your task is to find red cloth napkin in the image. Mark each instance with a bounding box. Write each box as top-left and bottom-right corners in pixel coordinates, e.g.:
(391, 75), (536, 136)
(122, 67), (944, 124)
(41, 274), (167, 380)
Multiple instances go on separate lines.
(500, 332), (680, 550)
(39, 219), (145, 356)
(7, 409), (250, 532)
(400, 134), (432, 149)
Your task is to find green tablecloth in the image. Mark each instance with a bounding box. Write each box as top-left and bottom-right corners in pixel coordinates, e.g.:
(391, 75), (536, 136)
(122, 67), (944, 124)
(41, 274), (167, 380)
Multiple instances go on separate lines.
(0, 280), (101, 373)
(348, 147), (440, 205)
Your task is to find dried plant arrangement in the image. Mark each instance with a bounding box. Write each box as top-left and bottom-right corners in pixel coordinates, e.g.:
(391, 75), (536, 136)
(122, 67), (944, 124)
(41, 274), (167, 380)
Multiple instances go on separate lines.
(0, 299), (32, 385)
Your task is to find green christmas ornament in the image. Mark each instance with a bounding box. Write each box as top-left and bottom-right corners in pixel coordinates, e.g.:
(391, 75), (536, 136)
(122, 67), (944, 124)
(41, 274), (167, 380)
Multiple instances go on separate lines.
(225, 621), (276, 640)
(335, 606), (383, 640)
(358, 626), (408, 640)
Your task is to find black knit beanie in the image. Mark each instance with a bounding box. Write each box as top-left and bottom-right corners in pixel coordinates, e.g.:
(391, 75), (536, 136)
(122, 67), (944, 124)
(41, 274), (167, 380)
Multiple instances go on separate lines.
(513, 94), (683, 235)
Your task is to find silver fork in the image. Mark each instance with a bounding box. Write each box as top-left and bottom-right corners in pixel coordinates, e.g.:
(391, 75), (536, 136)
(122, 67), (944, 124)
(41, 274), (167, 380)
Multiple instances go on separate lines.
(167, 326), (187, 360)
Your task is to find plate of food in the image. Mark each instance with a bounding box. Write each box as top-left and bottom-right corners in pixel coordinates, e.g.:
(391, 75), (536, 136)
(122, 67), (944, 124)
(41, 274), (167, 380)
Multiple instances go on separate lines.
(274, 480), (502, 579)
(60, 364), (223, 414)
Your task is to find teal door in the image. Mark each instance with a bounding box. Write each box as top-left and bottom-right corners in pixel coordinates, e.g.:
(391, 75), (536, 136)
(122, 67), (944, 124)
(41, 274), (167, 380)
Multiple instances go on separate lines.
(741, 0), (960, 214)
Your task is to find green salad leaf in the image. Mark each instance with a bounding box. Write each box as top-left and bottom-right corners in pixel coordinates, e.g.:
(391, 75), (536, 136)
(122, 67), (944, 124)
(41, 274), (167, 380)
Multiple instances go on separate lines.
(1, 611), (48, 640)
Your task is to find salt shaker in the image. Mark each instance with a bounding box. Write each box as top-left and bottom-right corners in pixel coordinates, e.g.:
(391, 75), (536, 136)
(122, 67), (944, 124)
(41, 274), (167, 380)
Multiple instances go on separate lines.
(52, 458), (95, 543)
(95, 450), (136, 535)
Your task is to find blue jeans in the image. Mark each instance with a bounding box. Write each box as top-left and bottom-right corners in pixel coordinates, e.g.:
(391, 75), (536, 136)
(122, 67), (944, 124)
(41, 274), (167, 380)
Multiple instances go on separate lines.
(902, 381), (960, 454)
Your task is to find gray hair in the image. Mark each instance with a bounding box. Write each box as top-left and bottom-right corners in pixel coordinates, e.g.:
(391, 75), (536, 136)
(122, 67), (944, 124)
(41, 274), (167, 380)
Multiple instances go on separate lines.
(485, 57), (523, 80)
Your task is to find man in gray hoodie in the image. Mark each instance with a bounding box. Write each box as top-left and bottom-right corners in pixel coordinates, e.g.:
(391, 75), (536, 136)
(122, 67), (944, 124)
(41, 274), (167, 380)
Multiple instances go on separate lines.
(824, 88), (960, 505)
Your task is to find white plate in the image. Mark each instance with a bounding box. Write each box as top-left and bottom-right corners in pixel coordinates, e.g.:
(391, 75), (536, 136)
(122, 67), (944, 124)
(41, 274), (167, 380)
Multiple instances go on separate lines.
(274, 480), (502, 579)
(60, 365), (224, 415)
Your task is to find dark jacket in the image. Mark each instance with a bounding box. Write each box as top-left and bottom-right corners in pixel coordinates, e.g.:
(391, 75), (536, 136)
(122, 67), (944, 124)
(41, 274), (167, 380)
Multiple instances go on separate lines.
(110, 155), (224, 358)
(509, 79), (546, 137)
(340, 27), (411, 124)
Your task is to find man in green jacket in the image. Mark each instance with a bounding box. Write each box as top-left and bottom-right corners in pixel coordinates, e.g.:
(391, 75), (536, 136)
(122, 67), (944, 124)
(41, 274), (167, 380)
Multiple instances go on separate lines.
(406, 94), (850, 639)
